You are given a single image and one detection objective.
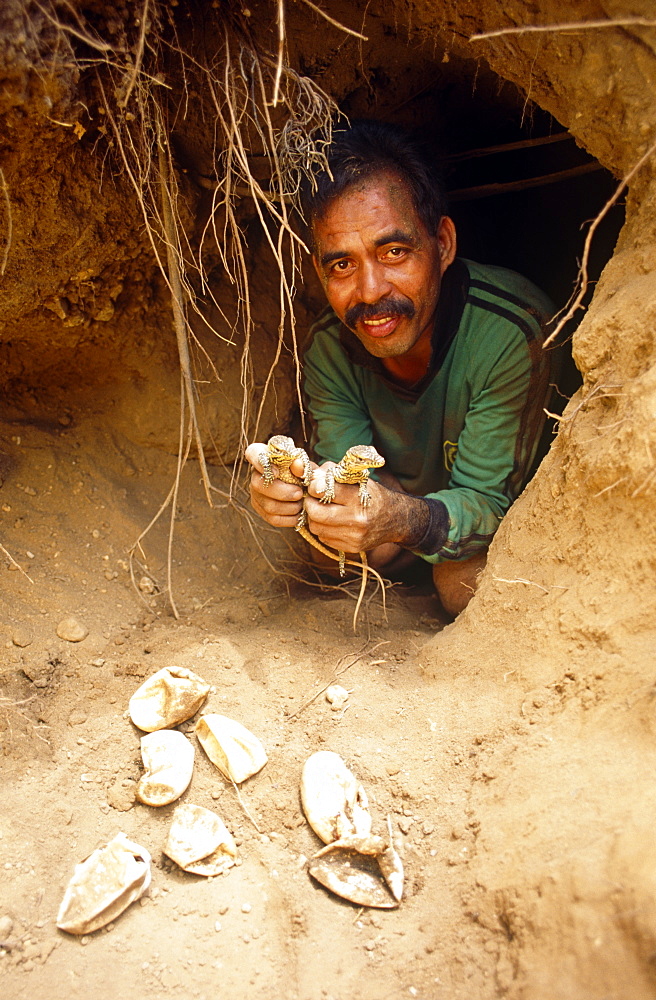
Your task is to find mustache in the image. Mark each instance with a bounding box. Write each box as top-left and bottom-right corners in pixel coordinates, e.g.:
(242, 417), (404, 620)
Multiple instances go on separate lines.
(345, 296), (415, 329)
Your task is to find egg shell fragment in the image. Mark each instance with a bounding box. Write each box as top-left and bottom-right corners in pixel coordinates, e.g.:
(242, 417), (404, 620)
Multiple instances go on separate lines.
(164, 803), (238, 876)
(301, 750), (372, 844)
(195, 714), (267, 784)
(129, 666), (210, 732)
(136, 729), (195, 806)
(308, 851), (399, 909)
(56, 833), (151, 934)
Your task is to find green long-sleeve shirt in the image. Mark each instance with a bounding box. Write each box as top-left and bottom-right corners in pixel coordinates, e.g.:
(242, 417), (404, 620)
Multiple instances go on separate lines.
(302, 258), (554, 563)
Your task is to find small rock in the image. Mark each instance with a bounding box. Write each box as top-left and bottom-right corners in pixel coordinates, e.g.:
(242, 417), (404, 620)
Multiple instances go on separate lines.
(56, 617), (89, 643)
(325, 684), (349, 711)
(0, 915), (14, 938)
(68, 710), (88, 726)
(12, 628), (33, 648)
(241, 903), (252, 914)
(90, 658), (105, 668)
(138, 576), (156, 595)
(398, 817), (414, 835)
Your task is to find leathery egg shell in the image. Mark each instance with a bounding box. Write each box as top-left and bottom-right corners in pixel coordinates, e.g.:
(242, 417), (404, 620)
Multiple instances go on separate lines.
(164, 803), (238, 876)
(56, 833), (151, 934)
(129, 666), (210, 732)
(195, 714), (267, 784)
(300, 750), (372, 845)
(136, 730), (195, 806)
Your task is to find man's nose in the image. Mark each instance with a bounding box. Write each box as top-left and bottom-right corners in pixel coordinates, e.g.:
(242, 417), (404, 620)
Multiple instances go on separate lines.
(356, 259), (393, 304)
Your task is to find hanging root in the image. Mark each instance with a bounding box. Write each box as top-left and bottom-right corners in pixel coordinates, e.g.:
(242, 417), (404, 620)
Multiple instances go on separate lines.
(33, 1), (341, 612)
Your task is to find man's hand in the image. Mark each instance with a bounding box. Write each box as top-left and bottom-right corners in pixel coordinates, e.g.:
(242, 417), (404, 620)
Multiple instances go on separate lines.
(304, 464), (430, 554)
(245, 442), (317, 528)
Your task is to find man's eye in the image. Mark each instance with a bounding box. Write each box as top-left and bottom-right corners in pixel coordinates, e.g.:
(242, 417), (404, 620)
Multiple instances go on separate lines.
(331, 260), (352, 272)
(385, 247), (407, 259)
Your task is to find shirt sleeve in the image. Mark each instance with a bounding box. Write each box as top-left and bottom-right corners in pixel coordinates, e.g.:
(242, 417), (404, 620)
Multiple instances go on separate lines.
(417, 329), (543, 563)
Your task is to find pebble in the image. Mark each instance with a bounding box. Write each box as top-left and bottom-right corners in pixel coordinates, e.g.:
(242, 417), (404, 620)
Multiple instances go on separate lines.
(12, 628), (33, 648)
(241, 903), (252, 914)
(68, 710), (88, 726)
(325, 684), (349, 711)
(139, 576), (156, 595)
(0, 916), (13, 938)
(56, 617), (89, 643)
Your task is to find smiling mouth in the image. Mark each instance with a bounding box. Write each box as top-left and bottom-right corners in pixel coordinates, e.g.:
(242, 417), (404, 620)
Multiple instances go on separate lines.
(362, 316), (394, 327)
(359, 314), (402, 338)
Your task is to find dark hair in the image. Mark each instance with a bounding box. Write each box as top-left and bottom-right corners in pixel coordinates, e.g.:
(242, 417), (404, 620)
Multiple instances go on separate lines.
(300, 120), (448, 247)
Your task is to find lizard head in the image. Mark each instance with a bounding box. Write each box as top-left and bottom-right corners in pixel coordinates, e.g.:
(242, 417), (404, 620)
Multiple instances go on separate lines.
(343, 445), (385, 471)
(267, 435), (298, 461)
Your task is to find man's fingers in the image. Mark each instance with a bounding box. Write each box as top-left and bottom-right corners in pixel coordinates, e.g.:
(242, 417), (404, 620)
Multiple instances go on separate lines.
(244, 442), (268, 474)
(249, 483), (303, 523)
(304, 495), (368, 551)
(251, 471), (303, 501)
(290, 454), (317, 481)
(307, 469), (354, 503)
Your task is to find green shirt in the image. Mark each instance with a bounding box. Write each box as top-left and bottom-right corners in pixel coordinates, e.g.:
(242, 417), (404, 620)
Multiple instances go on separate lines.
(302, 258), (554, 563)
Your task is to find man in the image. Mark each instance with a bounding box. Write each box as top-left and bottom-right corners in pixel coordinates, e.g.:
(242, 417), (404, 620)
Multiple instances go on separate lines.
(246, 121), (553, 616)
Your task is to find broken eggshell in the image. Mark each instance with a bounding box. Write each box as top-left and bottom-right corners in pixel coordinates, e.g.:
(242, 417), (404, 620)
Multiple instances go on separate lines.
(164, 803), (238, 876)
(312, 820), (404, 903)
(129, 666), (210, 732)
(308, 851), (399, 909)
(195, 714), (267, 784)
(56, 833), (151, 935)
(301, 750), (372, 844)
(136, 729), (195, 807)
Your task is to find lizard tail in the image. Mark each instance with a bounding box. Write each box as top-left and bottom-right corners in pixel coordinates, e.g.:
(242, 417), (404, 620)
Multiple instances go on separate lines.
(296, 525), (387, 629)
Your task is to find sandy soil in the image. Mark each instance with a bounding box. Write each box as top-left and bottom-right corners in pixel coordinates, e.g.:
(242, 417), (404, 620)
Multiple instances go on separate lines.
(3, 407), (656, 1000)
(0, 416), (500, 1000)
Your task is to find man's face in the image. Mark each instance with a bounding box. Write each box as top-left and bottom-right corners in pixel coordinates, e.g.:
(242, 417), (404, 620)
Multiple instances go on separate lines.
(311, 171), (456, 361)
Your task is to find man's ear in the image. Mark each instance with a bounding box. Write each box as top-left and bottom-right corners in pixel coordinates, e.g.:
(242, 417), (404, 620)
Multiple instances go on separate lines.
(437, 216), (457, 271)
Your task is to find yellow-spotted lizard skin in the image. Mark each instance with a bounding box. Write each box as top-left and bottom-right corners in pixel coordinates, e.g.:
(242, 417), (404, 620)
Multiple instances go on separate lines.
(258, 435), (313, 491)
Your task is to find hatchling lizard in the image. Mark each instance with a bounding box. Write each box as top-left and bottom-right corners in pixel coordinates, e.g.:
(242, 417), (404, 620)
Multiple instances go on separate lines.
(257, 436), (387, 629)
(318, 444), (385, 574)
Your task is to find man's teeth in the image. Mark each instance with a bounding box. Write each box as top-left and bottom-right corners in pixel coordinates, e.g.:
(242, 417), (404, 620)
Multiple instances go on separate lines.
(363, 316), (393, 327)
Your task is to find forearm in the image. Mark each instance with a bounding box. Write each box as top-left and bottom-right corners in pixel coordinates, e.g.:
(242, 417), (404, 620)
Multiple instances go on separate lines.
(376, 485), (432, 549)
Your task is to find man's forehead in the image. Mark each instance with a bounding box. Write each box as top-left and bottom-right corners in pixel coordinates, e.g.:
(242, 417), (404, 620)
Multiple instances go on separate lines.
(311, 170), (425, 250)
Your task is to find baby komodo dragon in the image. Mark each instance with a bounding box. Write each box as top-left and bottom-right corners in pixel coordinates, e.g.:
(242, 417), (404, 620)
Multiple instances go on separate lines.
(257, 435), (386, 629)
